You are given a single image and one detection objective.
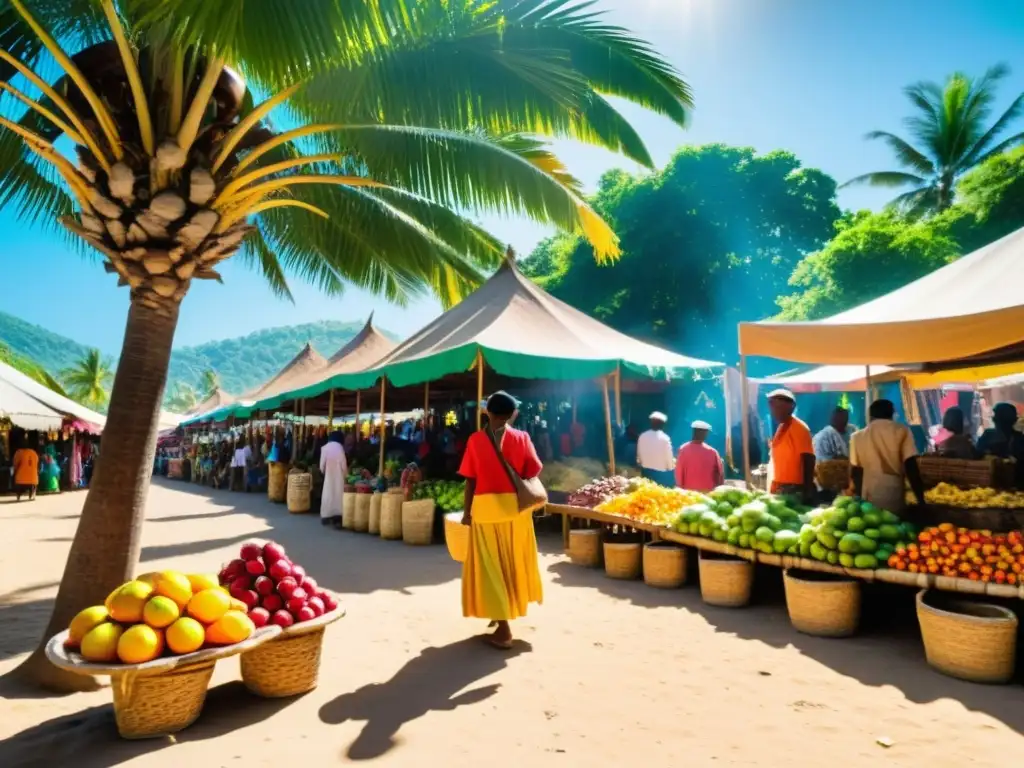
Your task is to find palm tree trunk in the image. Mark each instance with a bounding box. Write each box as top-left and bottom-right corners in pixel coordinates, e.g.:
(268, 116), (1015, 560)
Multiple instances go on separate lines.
(11, 297), (180, 692)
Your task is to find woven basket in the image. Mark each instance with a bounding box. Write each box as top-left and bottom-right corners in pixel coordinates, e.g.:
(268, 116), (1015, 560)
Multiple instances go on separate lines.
(603, 542), (642, 580)
(444, 512), (469, 563)
(402, 499), (436, 545)
(783, 569), (861, 637)
(918, 456), (996, 489)
(643, 542), (687, 589)
(698, 551), (754, 607)
(341, 492), (357, 529)
(380, 493), (403, 539)
(368, 492), (383, 534)
(815, 459), (851, 494)
(268, 462), (288, 503)
(916, 589), (1018, 683)
(286, 472), (312, 514)
(241, 603), (346, 698)
(568, 529), (602, 567)
(353, 493), (371, 532)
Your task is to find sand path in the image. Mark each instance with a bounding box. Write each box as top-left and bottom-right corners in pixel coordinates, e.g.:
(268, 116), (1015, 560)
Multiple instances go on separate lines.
(1, 479), (1021, 767)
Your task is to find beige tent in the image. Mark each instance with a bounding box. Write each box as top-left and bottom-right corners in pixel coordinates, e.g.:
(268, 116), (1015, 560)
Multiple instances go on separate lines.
(739, 225), (1024, 368)
(243, 342), (328, 402)
(189, 387), (235, 416)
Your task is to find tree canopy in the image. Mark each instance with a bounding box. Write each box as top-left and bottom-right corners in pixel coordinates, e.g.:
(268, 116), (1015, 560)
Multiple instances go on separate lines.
(520, 144), (840, 363)
(60, 348), (113, 409)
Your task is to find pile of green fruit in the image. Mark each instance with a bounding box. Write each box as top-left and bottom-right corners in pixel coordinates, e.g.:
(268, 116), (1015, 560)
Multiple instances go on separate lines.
(412, 479), (466, 513)
(673, 486), (811, 554)
(798, 496), (915, 569)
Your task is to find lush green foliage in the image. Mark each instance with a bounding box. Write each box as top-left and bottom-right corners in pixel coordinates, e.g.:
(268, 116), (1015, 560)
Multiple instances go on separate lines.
(0, 309), (91, 376)
(0, 339), (68, 395)
(843, 64), (1024, 217)
(520, 144), (840, 362)
(60, 348), (113, 408)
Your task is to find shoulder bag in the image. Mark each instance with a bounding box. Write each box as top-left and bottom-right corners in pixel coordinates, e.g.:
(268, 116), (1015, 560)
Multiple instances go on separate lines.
(485, 427), (548, 513)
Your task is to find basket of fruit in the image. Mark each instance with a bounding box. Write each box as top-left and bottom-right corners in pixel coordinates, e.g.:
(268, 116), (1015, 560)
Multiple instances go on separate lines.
(221, 540), (346, 698)
(814, 459), (851, 494)
(444, 512), (469, 562)
(783, 569), (861, 637)
(46, 571), (281, 739)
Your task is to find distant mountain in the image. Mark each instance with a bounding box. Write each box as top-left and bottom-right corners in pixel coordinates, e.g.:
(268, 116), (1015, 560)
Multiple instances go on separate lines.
(0, 311), (397, 407)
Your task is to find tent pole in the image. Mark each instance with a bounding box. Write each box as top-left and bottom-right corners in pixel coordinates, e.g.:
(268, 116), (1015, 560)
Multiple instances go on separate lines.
(378, 380), (387, 477)
(476, 349), (484, 431)
(724, 366), (734, 473)
(614, 363), (622, 425)
(602, 376), (616, 475)
(740, 355), (752, 486)
(865, 365), (872, 423)
(355, 390), (361, 443)
(327, 389), (335, 432)
(424, 381), (430, 431)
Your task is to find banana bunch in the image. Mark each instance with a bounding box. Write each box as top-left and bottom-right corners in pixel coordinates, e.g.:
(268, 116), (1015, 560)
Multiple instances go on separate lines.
(922, 482), (1024, 509)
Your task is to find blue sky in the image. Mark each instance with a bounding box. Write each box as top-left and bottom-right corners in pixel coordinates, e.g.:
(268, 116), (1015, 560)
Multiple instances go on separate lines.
(1, 0), (1022, 353)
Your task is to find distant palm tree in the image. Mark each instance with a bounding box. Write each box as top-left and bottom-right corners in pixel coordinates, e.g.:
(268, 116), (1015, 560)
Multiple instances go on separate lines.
(165, 381), (198, 413)
(199, 369), (220, 400)
(61, 348), (113, 409)
(843, 64), (1024, 217)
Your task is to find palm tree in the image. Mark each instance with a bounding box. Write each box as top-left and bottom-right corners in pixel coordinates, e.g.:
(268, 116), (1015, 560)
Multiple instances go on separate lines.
(842, 64), (1024, 217)
(1, 1), (691, 690)
(165, 380), (198, 413)
(60, 348), (113, 409)
(199, 368), (220, 400)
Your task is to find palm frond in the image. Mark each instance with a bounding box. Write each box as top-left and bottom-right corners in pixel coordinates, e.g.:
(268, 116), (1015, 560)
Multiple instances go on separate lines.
(238, 224), (294, 302)
(863, 130), (934, 174)
(839, 171), (926, 189)
(963, 92), (1024, 167)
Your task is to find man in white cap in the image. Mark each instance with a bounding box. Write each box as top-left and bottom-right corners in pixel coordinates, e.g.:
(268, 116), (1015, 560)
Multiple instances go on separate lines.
(766, 388), (815, 502)
(636, 411), (674, 486)
(675, 420), (724, 492)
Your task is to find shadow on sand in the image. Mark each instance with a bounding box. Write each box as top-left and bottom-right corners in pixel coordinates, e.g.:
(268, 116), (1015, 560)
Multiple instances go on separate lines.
(319, 637), (529, 761)
(548, 556), (1024, 736)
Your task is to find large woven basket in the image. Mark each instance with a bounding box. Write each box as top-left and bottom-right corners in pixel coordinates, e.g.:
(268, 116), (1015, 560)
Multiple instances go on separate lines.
(698, 551), (753, 607)
(783, 569), (861, 637)
(368, 492), (383, 534)
(380, 493), (403, 539)
(286, 472), (312, 514)
(643, 542), (687, 589)
(268, 462), (288, 503)
(45, 626), (280, 739)
(444, 512), (469, 563)
(568, 529), (602, 567)
(916, 589), (1018, 683)
(815, 459), (851, 494)
(603, 542), (642, 580)
(241, 603), (346, 698)
(353, 493), (371, 532)
(402, 499), (436, 545)
(341, 492), (357, 529)
(918, 456), (996, 489)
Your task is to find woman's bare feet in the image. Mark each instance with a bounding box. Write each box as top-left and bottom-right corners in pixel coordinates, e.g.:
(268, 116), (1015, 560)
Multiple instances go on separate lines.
(486, 620), (513, 649)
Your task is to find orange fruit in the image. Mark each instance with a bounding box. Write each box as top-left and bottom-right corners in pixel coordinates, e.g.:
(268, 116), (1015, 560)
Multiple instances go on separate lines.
(151, 571), (192, 609)
(136, 572), (161, 587)
(186, 573), (220, 593)
(80, 622), (123, 663)
(108, 580), (155, 623)
(204, 610), (255, 646)
(187, 588), (231, 624)
(166, 617), (205, 655)
(117, 624), (164, 664)
(143, 595), (181, 629)
(66, 606), (109, 649)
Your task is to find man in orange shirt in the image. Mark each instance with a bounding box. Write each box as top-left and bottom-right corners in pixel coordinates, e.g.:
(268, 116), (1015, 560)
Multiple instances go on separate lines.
(766, 389), (815, 502)
(13, 438), (39, 501)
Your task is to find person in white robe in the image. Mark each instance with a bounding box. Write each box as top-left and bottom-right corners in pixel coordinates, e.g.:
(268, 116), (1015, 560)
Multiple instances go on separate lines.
(320, 431), (347, 526)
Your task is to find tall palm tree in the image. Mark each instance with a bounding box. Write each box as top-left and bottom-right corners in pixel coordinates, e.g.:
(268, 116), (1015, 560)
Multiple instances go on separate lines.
(1, 1), (691, 690)
(165, 380), (198, 412)
(842, 64), (1024, 217)
(199, 368), (220, 400)
(60, 348), (113, 408)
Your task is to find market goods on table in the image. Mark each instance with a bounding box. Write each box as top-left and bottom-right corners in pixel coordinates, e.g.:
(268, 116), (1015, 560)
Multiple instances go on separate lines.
(411, 479), (466, 513)
(917, 482), (1024, 509)
(541, 458), (639, 494)
(888, 524), (1024, 583)
(218, 540), (339, 630)
(596, 479), (706, 526)
(567, 475), (631, 508)
(66, 570), (256, 665)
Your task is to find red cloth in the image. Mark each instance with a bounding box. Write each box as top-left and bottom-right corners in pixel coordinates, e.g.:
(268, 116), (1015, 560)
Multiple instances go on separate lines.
(559, 434), (572, 456)
(459, 428), (543, 494)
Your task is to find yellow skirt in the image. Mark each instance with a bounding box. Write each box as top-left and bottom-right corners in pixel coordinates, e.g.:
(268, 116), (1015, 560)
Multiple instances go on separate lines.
(461, 492), (543, 621)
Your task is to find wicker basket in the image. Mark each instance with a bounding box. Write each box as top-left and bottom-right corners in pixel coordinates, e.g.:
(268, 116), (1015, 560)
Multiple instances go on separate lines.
(783, 569), (861, 637)
(603, 542), (642, 580)
(353, 493), (371, 532)
(444, 512), (469, 563)
(402, 499), (436, 545)
(341, 492), (357, 529)
(916, 589), (1018, 683)
(368, 492), (383, 534)
(380, 493), (403, 539)
(918, 456), (996, 489)
(815, 459), (851, 494)
(643, 542), (687, 588)
(286, 472), (312, 514)
(268, 462), (288, 503)
(568, 529), (602, 567)
(698, 551), (754, 607)
(241, 603), (346, 698)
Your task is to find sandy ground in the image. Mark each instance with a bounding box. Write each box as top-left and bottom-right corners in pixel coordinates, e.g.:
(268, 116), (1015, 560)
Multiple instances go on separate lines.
(1, 480), (1022, 767)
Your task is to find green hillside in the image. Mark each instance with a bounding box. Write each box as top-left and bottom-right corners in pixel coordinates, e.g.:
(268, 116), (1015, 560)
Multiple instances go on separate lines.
(0, 312), (397, 408)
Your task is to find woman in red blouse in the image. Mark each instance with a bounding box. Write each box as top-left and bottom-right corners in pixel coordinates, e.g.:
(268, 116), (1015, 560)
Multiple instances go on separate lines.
(459, 391), (544, 649)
